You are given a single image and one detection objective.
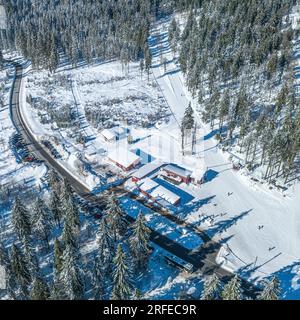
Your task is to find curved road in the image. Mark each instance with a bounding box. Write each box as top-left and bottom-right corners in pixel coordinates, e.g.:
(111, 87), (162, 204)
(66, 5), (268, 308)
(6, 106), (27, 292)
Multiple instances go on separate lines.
(9, 62), (95, 199)
(8, 60), (260, 298)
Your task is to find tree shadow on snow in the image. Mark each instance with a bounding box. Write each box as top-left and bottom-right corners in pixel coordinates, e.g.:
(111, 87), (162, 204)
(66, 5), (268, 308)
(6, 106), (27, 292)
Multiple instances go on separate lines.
(262, 261), (300, 300)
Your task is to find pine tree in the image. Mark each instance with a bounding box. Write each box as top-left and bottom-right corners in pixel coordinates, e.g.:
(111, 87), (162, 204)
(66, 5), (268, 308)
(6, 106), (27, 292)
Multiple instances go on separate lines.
(49, 279), (63, 300)
(30, 276), (50, 300)
(22, 236), (39, 278)
(60, 244), (84, 300)
(5, 269), (18, 300)
(258, 277), (281, 300)
(11, 197), (31, 241)
(64, 195), (81, 231)
(60, 178), (73, 208)
(53, 238), (63, 277)
(10, 243), (31, 298)
(50, 238), (64, 300)
(201, 274), (222, 300)
(129, 212), (151, 270)
(50, 189), (62, 227)
(97, 218), (114, 278)
(91, 256), (104, 300)
(168, 18), (179, 56)
(32, 197), (52, 248)
(47, 168), (60, 190)
(181, 103), (195, 154)
(221, 275), (243, 300)
(106, 194), (128, 240)
(61, 178), (80, 232)
(182, 103), (195, 130)
(111, 244), (133, 300)
(62, 219), (77, 250)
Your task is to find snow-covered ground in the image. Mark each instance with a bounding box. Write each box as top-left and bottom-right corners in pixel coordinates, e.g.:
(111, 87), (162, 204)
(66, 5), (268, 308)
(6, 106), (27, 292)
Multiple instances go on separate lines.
(19, 57), (207, 298)
(5, 8), (300, 298)
(24, 60), (179, 190)
(0, 55), (48, 198)
(150, 15), (300, 298)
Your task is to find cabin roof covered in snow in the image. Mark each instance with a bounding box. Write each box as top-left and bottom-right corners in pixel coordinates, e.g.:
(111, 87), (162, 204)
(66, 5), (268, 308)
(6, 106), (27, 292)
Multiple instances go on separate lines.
(101, 128), (117, 140)
(108, 148), (141, 169)
(191, 167), (206, 180)
(132, 161), (164, 179)
(113, 126), (127, 135)
(164, 164), (192, 178)
(101, 126), (127, 140)
(138, 177), (159, 192)
(150, 185), (180, 205)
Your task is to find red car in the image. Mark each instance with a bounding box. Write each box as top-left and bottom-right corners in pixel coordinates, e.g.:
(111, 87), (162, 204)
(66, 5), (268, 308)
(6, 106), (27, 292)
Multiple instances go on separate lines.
(24, 155), (34, 162)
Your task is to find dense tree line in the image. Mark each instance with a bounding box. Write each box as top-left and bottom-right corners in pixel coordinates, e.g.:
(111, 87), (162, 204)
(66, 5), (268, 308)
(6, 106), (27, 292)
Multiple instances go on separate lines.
(171, 0), (300, 185)
(201, 273), (282, 300)
(4, 0), (171, 71)
(0, 169), (152, 300)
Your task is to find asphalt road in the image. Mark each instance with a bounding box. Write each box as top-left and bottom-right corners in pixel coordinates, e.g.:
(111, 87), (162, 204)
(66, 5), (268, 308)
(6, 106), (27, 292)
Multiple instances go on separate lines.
(8, 60), (260, 299)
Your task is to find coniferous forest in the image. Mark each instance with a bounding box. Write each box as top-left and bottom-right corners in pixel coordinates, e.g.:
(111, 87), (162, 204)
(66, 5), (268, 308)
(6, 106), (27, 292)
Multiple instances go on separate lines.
(174, 0), (300, 185)
(0, 0), (300, 302)
(2, 0), (299, 184)
(3, 0), (170, 71)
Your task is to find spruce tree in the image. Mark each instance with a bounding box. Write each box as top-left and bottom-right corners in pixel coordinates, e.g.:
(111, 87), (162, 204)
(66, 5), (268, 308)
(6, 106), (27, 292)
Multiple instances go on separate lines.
(49, 279), (63, 300)
(106, 194), (128, 240)
(11, 197), (31, 241)
(51, 238), (64, 300)
(60, 178), (73, 203)
(5, 269), (17, 300)
(129, 213), (151, 270)
(47, 168), (60, 190)
(97, 218), (114, 279)
(32, 197), (52, 248)
(62, 219), (77, 250)
(201, 274), (222, 300)
(53, 238), (63, 277)
(91, 256), (104, 300)
(221, 275), (243, 300)
(258, 277), (281, 300)
(22, 236), (39, 278)
(60, 244), (85, 300)
(182, 103), (195, 130)
(64, 195), (81, 231)
(30, 276), (50, 300)
(10, 244), (31, 298)
(49, 189), (62, 227)
(111, 244), (133, 300)
(61, 179), (80, 232)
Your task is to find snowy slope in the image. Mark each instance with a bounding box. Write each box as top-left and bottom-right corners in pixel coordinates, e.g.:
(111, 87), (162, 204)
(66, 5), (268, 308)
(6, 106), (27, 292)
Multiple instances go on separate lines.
(149, 16), (300, 298)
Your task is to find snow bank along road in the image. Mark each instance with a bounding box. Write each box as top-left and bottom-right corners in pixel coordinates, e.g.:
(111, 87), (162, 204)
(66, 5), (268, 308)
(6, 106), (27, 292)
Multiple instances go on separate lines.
(9, 61), (93, 198)
(8, 60), (260, 298)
